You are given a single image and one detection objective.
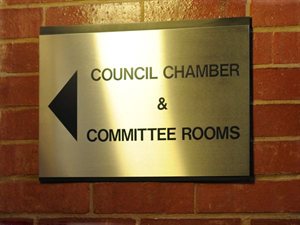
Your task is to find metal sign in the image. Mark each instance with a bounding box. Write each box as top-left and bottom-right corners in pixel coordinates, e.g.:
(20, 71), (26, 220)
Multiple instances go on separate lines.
(39, 17), (253, 182)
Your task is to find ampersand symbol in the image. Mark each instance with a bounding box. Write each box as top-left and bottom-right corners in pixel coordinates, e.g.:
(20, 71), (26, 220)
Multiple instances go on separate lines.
(157, 97), (167, 110)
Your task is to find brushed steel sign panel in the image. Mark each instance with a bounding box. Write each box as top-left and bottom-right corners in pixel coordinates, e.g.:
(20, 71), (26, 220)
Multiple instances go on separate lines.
(39, 18), (252, 182)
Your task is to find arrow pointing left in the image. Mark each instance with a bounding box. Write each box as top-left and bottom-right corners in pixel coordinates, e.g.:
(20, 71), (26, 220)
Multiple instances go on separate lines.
(49, 71), (78, 140)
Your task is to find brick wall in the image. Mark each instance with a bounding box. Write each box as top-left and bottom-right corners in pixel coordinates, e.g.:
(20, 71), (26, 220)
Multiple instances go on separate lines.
(0, 0), (299, 225)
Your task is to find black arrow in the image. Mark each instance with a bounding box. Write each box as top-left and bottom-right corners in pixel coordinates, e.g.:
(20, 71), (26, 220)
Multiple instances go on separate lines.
(49, 71), (77, 140)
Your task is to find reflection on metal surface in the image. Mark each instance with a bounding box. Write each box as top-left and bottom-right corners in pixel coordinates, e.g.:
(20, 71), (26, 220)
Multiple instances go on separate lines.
(39, 18), (252, 182)
(93, 30), (186, 175)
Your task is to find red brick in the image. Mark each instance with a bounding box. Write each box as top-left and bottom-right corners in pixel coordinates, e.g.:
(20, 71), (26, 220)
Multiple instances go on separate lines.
(179, 0), (246, 20)
(0, 76), (38, 106)
(145, 0), (246, 21)
(93, 182), (194, 213)
(273, 32), (300, 64)
(45, 5), (90, 26)
(0, 180), (89, 213)
(254, 105), (300, 137)
(0, 108), (38, 140)
(0, 144), (38, 176)
(0, 8), (42, 38)
(141, 219), (241, 225)
(0, 219), (33, 225)
(251, 219), (300, 225)
(144, 0), (178, 21)
(0, 43), (39, 73)
(254, 141), (300, 175)
(38, 218), (135, 225)
(1, 0), (72, 4)
(254, 68), (300, 100)
(41, 0), (70, 2)
(251, 0), (300, 27)
(1, 0), (40, 4)
(46, 3), (140, 26)
(196, 180), (300, 212)
(253, 32), (272, 65)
